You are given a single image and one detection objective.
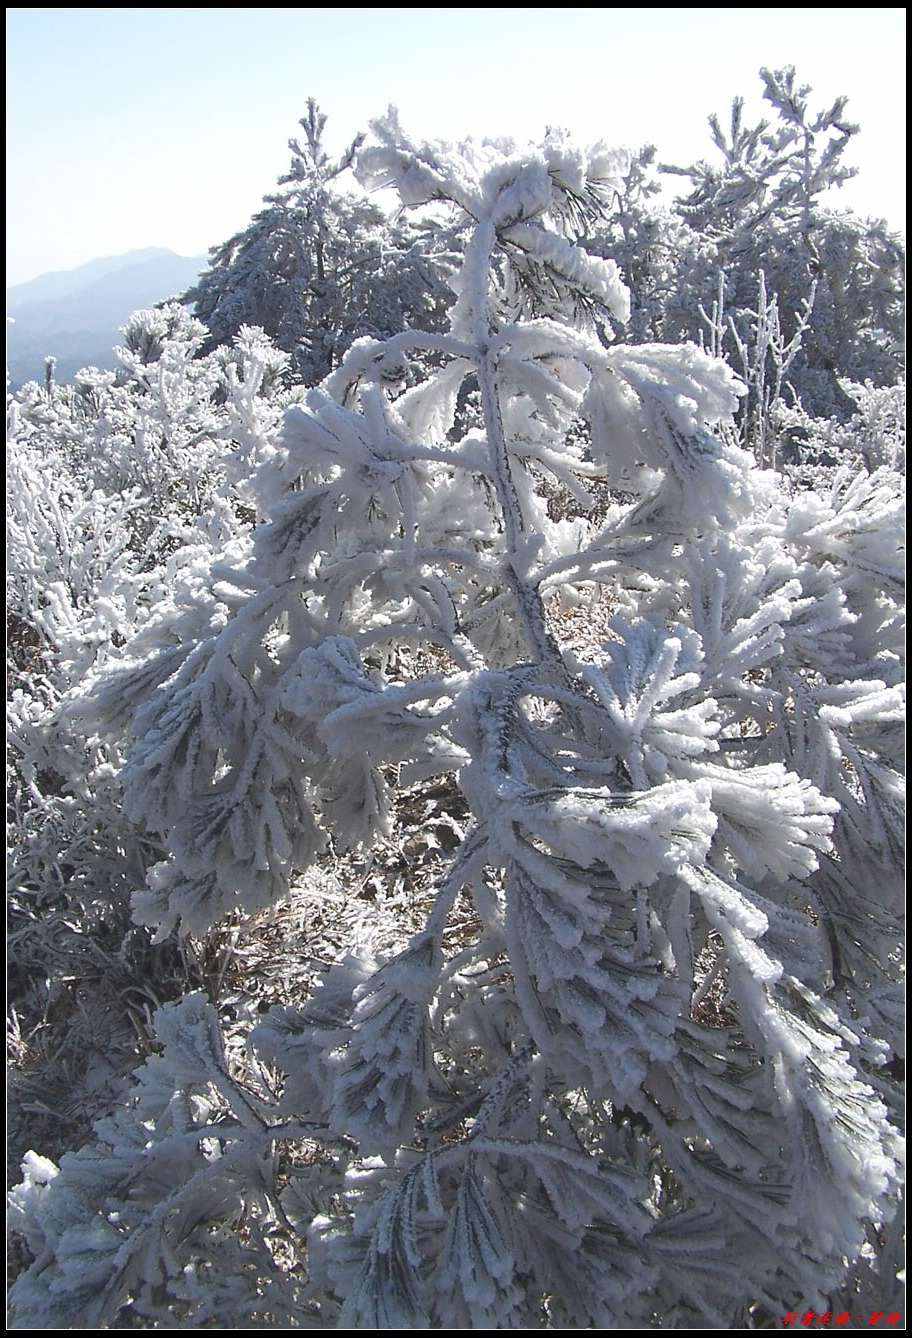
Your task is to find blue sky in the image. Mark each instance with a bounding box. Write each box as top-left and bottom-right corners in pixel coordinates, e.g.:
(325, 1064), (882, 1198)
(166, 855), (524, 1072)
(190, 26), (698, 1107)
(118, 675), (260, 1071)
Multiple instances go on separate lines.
(6, 7), (907, 284)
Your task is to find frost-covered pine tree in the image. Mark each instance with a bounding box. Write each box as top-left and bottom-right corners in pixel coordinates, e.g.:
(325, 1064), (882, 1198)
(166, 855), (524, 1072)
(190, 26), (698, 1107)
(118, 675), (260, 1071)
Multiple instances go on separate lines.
(658, 66), (906, 417)
(184, 98), (452, 383)
(9, 112), (904, 1329)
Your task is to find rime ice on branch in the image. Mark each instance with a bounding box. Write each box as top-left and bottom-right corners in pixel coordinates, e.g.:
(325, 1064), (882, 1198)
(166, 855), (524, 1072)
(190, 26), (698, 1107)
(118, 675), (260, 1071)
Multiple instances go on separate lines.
(11, 112), (904, 1330)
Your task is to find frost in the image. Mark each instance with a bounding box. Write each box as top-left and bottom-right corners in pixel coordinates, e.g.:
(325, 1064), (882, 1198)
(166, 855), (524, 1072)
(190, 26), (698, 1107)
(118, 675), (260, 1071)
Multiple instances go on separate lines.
(7, 103), (904, 1332)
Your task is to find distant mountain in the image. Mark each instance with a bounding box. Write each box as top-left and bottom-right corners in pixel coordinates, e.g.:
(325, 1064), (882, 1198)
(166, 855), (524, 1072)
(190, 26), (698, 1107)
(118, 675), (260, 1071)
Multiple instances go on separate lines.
(6, 248), (207, 387)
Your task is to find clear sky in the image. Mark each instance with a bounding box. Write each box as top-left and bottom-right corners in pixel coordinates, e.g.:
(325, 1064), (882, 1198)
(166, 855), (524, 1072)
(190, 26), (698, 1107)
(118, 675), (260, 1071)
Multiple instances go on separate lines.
(6, 7), (907, 285)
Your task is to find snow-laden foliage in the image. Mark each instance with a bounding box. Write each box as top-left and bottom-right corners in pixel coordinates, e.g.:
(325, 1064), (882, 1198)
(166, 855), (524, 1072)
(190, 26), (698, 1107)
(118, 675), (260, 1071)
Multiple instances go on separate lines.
(7, 307), (289, 876)
(9, 113), (904, 1330)
(184, 99), (454, 383)
(6, 312), (294, 1168)
(590, 66), (905, 420)
(778, 377), (906, 486)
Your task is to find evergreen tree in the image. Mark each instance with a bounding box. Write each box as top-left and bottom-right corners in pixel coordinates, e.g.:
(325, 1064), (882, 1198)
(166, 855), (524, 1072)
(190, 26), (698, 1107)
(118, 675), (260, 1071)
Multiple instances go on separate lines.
(9, 114), (903, 1330)
(570, 66), (905, 420)
(184, 99), (451, 383)
(657, 66), (905, 415)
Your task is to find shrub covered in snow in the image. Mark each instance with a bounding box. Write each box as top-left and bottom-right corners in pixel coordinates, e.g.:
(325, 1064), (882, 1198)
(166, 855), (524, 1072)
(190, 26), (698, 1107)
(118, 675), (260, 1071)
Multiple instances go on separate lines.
(7, 113), (905, 1330)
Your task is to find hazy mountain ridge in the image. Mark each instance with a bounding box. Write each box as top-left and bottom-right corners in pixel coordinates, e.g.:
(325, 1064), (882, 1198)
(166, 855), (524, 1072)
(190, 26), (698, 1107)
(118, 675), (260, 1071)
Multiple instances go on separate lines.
(6, 248), (206, 386)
